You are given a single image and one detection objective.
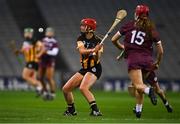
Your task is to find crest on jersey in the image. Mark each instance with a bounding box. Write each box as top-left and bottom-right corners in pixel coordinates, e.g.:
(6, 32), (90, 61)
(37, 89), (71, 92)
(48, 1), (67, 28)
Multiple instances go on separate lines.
(28, 64), (32, 68)
(92, 67), (96, 72)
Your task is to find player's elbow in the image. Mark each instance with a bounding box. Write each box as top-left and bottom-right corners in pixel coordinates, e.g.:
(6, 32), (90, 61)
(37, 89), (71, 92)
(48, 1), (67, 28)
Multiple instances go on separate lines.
(111, 37), (117, 44)
(111, 31), (121, 43)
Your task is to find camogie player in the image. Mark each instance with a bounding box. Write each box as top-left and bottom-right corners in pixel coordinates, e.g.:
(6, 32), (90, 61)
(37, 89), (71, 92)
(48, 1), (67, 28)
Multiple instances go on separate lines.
(62, 18), (103, 116)
(16, 28), (42, 95)
(131, 5), (173, 117)
(38, 27), (59, 100)
(111, 4), (165, 118)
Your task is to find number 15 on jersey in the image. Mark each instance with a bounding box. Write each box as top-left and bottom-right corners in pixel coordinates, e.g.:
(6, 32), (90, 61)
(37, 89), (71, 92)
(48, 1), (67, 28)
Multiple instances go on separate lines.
(130, 30), (146, 45)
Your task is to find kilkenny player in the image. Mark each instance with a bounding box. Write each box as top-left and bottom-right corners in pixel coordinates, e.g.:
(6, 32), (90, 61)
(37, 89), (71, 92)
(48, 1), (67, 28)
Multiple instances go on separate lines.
(16, 28), (42, 95)
(111, 4), (164, 118)
(62, 18), (103, 116)
(38, 27), (59, 100)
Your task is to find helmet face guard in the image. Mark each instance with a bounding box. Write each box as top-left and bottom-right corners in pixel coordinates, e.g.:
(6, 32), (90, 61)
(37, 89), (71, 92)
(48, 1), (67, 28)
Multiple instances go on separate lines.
(24, 28), (34, 33)
(45, 27), (55, 37)
(80, 18), (97, 33)
(46, 27), (54, 33)
(24, 28), (34, 39)
(135, 5), (149, 20)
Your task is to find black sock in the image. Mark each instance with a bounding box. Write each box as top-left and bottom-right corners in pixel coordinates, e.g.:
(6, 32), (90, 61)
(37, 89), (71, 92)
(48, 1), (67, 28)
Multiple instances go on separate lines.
(89, 101), (99, 111)
(68, 103), (75, 112)
(157, 93), (168, 106)
(161, 98), (168, 106)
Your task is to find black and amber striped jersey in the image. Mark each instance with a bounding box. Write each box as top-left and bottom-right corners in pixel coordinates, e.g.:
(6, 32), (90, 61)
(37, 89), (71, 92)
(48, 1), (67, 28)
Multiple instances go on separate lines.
(21, 38), (40, 63)
(76, 33), (103, 69)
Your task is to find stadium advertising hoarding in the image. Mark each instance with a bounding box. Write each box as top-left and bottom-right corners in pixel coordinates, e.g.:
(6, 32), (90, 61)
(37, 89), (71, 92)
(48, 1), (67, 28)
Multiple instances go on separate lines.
(103, 78), (180, 92)
(0, 76), (180, 92)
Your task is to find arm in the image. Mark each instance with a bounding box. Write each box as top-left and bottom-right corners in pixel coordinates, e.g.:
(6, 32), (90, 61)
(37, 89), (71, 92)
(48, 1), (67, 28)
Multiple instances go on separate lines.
(46, 48), (59, 56)
(154, 41), (164, 67)
(77, 41), (95, 54)
(111, 31), (124, 50)
(36, 41), (46, 58)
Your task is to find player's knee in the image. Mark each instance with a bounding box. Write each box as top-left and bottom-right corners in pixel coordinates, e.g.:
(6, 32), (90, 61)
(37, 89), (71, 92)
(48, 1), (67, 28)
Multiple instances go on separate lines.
(156, 88), (163, 95)
(62, 85), (70, 93)
(133, 83), (139, 90)
(22, 73), (28, 80)
(62, 86), (67, 93)
(79, 86), (87, 93)
(133, 83), (144, 93)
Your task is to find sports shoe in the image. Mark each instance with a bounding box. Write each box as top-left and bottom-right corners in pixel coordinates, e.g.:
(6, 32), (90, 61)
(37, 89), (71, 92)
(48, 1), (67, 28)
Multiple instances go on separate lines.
(148, 87), (157, 105)
(90, 110), (102, 116)
(133, 107), (142, 118)
(135, 111), (141, 118)
(63, 109), (77, 116)
(35, 89), (42, 97)
(166, 105), (173, 113)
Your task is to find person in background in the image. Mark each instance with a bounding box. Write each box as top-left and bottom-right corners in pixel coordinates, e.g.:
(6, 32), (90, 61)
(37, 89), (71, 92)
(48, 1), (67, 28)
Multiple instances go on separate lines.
(38, 27), (59, 100)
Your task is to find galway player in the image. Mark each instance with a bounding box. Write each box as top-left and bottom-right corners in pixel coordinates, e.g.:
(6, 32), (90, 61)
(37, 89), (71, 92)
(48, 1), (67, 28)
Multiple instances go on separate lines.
(16, 28), (42, 95)
(62, 18), (103, 116)
(111, 4), (164, 118)
(38, 27), (59, 100)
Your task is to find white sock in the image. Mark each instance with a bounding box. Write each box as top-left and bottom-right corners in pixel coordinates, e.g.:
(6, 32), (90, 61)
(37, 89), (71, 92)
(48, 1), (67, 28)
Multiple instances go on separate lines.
(36, 86), (42, 91)
(51, 93), (56, 98)
(144, 87), (150, 95)
(165, 101), (169, 106)
(43, 91), (48, 96)
(136, 104), (143, 112)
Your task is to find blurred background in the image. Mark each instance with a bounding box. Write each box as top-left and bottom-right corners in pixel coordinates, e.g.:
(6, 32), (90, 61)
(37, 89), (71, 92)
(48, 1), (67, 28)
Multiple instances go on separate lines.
(0, 0), (180, 92)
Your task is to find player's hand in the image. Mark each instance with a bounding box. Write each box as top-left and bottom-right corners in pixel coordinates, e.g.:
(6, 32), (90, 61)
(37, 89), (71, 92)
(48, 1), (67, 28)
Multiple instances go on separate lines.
(94, 44), (103, 53)
(152, 61), (159, 70)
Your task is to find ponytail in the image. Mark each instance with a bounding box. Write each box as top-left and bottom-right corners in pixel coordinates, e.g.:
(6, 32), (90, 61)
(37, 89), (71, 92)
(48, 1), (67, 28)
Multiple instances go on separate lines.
(136, 15), (155, 39)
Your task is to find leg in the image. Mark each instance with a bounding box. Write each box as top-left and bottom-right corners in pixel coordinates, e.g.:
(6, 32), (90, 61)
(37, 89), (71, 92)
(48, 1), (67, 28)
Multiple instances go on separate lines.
(38, 66), (47, 92)
(129, 69), (157, 106)
(129, 83), (144, 118)
(79, 72), (102, 116)
(152, 82), (173, 112)
(62, 72), (83, 115)
(22, 68), (42, 96)
(46, 66), (56, 94)
(79, 72), (97, 102)
(22, 67), (42, 88)
(129, 69), (146, 93)
(145, 71), (172, 112)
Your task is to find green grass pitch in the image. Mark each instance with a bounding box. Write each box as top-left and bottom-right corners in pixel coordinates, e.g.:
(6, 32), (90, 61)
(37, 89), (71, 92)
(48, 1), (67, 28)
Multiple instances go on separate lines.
(0, 90), (179, 123)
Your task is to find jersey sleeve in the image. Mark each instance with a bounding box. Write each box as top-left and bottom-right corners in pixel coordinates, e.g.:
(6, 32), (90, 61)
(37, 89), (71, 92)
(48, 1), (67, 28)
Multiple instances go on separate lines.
(22, 41), (30, 49)
(77, 35), (83, 41)
(119, 23), (129, 35)
(76, 35), (84, 49)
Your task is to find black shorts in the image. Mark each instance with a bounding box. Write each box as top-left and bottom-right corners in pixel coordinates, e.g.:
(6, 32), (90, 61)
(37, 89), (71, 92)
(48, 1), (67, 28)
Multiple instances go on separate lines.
(78, 63), (102, 79)
(26, 62), (39, 71)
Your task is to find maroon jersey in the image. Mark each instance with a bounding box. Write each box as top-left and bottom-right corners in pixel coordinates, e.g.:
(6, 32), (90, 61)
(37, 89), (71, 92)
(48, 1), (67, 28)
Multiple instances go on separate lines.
(119, 20), (161, 71)
(39, 37), (59, 68)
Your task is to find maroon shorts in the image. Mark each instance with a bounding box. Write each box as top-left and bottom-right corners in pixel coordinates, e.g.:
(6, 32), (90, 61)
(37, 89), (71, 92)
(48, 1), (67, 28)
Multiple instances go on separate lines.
(126, 53), (158, 85)
(39, 59), (55, 68)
